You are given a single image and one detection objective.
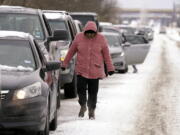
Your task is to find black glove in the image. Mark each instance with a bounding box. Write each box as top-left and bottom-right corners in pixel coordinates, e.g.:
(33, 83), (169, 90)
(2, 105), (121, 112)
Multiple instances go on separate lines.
(61, 67), (66, 71)
(108, 71), (114, 76)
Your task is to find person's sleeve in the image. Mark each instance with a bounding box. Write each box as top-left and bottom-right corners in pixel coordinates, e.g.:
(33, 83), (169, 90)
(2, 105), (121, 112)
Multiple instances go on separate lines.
(102, 36), (115, 72)
(62, 38), (78, 68)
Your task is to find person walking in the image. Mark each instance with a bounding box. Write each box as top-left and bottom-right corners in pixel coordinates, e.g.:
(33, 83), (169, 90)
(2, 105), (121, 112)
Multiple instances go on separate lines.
(61, 21), (115, 120)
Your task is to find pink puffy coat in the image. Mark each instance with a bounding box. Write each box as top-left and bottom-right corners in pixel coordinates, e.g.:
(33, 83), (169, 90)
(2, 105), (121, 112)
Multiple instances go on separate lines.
(62, 21), (114, 79)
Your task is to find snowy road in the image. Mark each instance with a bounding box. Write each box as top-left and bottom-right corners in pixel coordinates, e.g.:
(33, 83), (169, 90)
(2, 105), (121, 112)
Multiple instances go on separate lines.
(1, 34), (179, 135)
(50, 34), (180, 135)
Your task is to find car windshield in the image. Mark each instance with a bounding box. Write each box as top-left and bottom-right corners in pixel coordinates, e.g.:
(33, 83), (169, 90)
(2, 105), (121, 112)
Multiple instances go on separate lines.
(47, 19), (71, 41)
(0, 14), (45, 40)
(0, 39), (36, 71)
(71, 15), (94, 26)
(105, 35), (121, 47)
(125, 35), (146, 44)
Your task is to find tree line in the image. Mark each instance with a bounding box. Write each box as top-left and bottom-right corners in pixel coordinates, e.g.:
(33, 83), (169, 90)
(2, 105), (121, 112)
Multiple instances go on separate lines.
(0, 0), (120, 23)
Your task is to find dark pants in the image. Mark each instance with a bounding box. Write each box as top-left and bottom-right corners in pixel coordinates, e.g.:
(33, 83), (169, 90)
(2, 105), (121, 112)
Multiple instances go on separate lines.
(77, 75), (99, 109)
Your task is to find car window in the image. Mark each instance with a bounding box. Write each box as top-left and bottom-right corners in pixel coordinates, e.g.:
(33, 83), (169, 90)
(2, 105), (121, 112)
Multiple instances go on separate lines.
(125, 35), (147, 44)
(47, 19), (71, 41)
(0, 39), (36, 70)
(0, 13), (45, 40)
(105, 35), (121, 47)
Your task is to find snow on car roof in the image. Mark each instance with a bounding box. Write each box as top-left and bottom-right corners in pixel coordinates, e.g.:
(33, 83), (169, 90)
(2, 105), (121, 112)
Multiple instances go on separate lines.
(0, 5), (39, 14)
(44, 12), (66, 20)
(43, 10), (68, 14)
(0, 31), (30, 39)
(70, 12), (97, 16)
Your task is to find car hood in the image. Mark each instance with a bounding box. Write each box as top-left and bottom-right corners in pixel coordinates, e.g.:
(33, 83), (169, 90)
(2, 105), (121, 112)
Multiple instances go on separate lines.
(0, 70), (41, 90)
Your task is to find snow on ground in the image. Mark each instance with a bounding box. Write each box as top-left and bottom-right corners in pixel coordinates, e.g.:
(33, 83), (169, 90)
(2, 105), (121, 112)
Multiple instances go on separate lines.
(166, 27), (180, 42)
(134, 35), (180, 135)
(50, 33), (180, 135)
(161, 36), (180, 135)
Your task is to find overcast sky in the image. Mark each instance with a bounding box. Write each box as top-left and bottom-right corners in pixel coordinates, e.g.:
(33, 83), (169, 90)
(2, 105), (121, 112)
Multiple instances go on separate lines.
(117, 0), (174, 9)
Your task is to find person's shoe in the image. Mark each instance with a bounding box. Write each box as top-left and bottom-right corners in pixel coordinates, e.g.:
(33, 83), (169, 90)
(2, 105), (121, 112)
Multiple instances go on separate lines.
(88, 108), (95, 120)
(78, 105), (87, 117)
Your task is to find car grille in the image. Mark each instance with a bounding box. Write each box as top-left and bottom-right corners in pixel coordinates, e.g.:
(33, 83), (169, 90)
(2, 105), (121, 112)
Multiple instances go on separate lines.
(0, 90), (9, 100)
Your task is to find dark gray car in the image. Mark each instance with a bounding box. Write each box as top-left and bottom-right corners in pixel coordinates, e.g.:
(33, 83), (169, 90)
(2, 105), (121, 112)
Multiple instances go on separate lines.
(0, 5), (64, 108)
(0, 31), (60, 135)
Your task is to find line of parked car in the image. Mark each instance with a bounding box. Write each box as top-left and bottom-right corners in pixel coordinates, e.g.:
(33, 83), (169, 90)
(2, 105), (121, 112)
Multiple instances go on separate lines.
(0, 5), (79, 135)
(0, 5), (153, 135)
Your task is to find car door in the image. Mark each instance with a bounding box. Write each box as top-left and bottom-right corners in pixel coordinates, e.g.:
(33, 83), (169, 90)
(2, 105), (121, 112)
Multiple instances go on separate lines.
(123, 35), (150, 65)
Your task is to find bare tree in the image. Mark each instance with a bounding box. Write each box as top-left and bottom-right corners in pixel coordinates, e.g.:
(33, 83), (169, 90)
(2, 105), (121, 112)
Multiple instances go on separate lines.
(0, 0), (120, 23)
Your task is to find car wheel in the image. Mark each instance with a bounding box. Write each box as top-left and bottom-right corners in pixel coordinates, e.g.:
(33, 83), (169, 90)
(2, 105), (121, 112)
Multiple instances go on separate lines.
(118, 65), (128, 74)
(64, 73), (77, 98)
(50, 107), (58, 131)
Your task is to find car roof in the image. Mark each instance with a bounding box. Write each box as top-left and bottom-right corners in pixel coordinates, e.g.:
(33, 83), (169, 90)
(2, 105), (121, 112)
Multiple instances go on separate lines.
(70, 12), (97, 16)
(43, 10), (69, 15)
(0, 31), (32, 40)
(43, 11), (71, 20)
(0, 5), (39, 14)
(44, 12), (67, 20)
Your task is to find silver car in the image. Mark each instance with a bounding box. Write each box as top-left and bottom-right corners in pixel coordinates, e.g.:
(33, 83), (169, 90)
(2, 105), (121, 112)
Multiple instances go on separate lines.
(102, 32), (128, 73)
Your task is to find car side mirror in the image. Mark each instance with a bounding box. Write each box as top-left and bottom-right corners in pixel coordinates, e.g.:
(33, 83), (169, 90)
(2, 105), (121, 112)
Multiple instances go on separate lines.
(43, 61), (61, 72)
(48, 29), (69, 42)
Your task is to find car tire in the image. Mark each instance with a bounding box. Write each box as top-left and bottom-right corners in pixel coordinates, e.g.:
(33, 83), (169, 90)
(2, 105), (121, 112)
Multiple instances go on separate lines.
(64, 73), (77, 98)
(50, 107), (58, 131)
(118, 65), (128, 74)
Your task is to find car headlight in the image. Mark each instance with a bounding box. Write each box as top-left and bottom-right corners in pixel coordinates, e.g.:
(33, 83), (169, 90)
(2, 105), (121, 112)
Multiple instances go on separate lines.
(60, 50), (68, 61)
(14, 82), (41, 100)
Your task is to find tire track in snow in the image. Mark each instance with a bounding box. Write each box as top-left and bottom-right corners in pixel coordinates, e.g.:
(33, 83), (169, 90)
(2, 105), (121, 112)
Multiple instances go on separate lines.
(134, 39), (174, 135)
